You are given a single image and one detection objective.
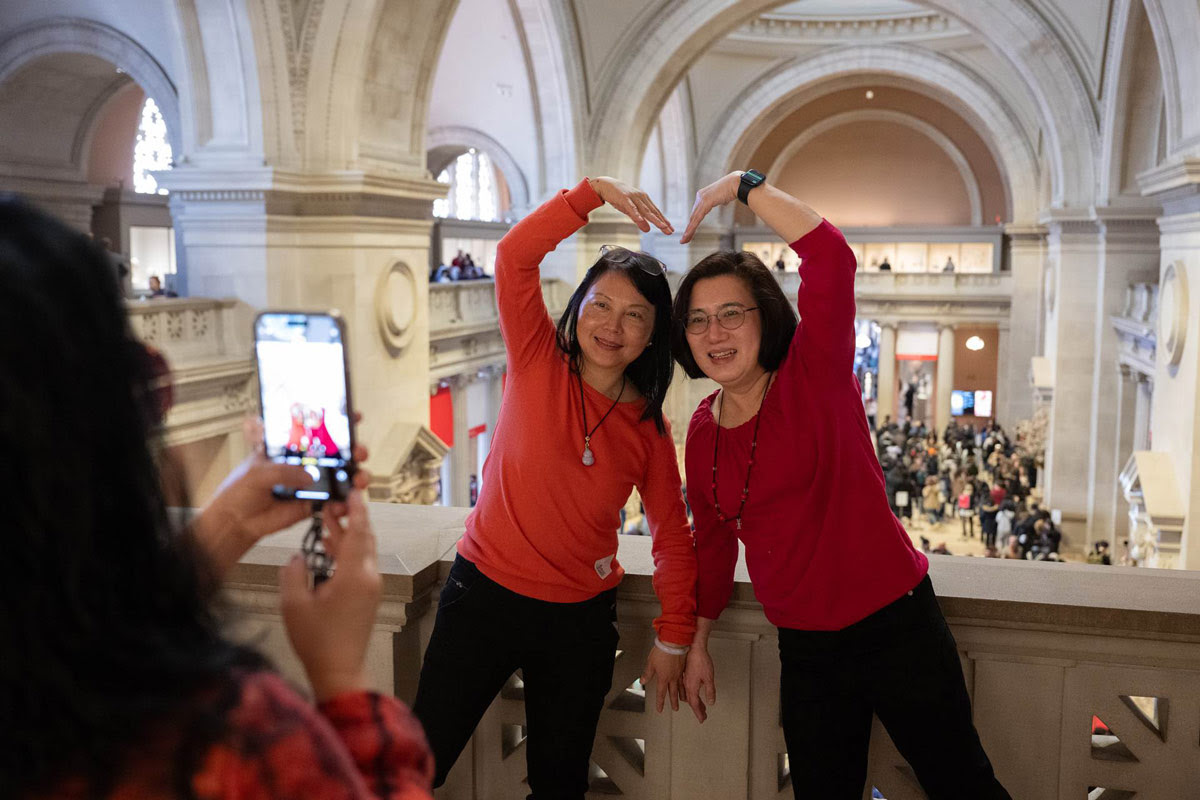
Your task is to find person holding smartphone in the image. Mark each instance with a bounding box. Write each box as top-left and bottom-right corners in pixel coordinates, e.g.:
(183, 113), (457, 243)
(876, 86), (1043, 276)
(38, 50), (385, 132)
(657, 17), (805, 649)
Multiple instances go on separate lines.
(672, 172), (1010, 799)
(412, 177), (699, 795)
(0, 198), (433, 800)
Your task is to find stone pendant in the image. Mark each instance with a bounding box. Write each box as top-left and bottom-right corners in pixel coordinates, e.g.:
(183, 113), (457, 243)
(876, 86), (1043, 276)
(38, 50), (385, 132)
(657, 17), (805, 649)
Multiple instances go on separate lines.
(582, 446), (595, 466)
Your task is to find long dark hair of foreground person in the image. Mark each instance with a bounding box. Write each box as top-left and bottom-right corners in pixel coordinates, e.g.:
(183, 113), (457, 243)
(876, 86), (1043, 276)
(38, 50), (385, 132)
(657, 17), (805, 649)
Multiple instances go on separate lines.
(555, 250), (674, 434)
(0, 199), (264, 799)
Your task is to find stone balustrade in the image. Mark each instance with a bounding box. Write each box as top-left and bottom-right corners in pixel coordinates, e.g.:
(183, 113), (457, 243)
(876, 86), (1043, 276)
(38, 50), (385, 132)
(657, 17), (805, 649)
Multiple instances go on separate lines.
(227, 503), (1200, 800)
(428, 278), (571, 338)
(127, 296), (256, 446)
(771, 270), (1013, 300)
(428, 278), (570, 381)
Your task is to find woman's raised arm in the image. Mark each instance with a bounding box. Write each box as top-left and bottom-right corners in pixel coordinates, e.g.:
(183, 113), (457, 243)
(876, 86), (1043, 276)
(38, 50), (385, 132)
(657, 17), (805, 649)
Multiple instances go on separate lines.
(679, 171), (820, 245)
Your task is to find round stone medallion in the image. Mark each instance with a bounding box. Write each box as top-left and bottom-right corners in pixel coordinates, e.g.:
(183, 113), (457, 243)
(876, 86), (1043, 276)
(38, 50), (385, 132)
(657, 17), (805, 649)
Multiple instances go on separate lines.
(377, 261), (417, 352)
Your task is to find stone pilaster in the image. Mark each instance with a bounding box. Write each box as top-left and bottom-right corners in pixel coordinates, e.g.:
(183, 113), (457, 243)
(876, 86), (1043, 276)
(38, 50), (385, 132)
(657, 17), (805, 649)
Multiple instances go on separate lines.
(1085, 211), (1160, 548)
(1002, 224), (1046, 425)
(935, 324), (955, 432)
(1041, 213), (1102, 543)
(448, 375), (471, 508)
(1109, 365), (1140, 547)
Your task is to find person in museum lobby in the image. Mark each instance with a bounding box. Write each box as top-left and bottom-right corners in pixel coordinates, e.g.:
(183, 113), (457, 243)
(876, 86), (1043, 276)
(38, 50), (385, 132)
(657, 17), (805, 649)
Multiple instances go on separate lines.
(0, 199), (435, 799)
(411, 177), (698, 796)
(671, 171), (1010, 799)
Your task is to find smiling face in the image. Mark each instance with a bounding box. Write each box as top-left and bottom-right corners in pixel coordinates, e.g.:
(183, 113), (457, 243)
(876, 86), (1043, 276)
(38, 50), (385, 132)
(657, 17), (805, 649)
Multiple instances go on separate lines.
(575, 269), (656, 374)
(684, 274), (765, 389)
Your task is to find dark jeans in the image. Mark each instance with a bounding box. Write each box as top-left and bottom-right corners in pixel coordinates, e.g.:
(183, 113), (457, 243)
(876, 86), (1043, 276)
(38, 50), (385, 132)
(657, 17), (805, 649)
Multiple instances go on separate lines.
(412, 555), (618, 799)
(778, 575), (1010, 800)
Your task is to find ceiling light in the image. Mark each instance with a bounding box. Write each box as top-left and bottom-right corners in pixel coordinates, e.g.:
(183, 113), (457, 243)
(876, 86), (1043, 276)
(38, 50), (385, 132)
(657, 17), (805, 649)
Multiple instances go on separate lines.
(865, 90), (875, 100)
(966, 335), (985, 351)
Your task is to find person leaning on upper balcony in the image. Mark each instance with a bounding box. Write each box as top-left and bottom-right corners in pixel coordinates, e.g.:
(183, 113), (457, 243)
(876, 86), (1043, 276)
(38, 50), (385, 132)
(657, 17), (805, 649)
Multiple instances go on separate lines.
(670, 171), (1012, 800)
(410, 176), (698, 798)
(0, 198), (434, 800)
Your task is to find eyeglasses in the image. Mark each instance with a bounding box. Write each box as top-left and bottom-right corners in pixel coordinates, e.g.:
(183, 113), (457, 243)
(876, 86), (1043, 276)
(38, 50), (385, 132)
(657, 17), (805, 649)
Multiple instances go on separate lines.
(598, 244), (666, 276)
(684, 306), (760, 335)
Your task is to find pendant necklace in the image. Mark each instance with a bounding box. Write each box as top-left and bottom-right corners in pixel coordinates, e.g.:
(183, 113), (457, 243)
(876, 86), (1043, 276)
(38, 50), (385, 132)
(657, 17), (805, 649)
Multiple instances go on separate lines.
(578, 371), (625, 467)
(712, 373), (773, 530)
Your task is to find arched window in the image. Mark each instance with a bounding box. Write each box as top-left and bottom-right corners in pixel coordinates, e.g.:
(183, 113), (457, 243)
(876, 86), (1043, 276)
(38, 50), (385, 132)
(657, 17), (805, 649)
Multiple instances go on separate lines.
(133, 97), (172, 195)
(432, 149), (499, 222)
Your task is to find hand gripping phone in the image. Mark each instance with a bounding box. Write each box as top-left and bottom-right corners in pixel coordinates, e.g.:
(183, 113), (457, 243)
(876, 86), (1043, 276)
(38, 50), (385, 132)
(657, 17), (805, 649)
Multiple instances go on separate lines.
(253, 311), (356, 502)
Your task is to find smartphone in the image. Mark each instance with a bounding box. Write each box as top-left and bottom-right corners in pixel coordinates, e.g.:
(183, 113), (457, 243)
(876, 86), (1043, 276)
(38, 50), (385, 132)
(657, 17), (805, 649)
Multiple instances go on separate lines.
(254, 311), (356, 502)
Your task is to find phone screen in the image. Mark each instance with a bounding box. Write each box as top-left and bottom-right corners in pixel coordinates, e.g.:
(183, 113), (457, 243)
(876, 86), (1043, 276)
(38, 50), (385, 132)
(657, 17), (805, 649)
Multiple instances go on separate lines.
(255, 312), (354, 501)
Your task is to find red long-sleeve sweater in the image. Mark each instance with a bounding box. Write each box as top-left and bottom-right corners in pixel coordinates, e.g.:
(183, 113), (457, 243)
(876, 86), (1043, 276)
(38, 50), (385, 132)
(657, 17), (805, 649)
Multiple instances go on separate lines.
(457, 180), (697, 645)
(686, 220), (928, 630)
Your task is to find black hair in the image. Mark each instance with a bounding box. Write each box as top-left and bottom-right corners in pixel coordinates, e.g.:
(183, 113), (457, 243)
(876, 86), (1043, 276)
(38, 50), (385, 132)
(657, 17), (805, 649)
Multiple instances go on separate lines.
(670, 250), (798, 379)
(0, 198), (265, 798)
(555, 252), (674, 435)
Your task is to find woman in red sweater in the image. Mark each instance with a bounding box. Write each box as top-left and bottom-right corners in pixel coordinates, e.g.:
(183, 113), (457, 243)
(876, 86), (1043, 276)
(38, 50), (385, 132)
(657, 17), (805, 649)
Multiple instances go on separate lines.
(412, 178), (698, 796)
(672, 172), (1010, 799)
(1, 199), (433, 799)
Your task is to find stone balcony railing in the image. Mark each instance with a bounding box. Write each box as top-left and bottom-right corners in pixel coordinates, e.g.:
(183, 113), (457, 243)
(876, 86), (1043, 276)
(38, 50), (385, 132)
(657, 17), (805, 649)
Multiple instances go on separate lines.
(771, 271), (1015, 324)
(227, 503), (1200, 800)
(428, 279), (571, 381)
(127, 297), (257, 445)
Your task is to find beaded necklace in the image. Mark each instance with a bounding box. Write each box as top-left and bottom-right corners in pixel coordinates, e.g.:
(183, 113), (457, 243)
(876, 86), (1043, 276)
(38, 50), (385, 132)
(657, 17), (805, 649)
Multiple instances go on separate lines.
(711, 373), (773, 530)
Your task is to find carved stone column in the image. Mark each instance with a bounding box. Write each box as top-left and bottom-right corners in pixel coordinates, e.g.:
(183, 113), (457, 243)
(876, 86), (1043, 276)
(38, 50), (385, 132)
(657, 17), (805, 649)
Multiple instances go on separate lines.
(1085, 212), (1160, 548)
(877, 322), (898, 425)
(1003, 224), (1047, 425)
(935, 324), (956, 432)
(1110, 365), (1140, 546)
(448, 375), (472, 508)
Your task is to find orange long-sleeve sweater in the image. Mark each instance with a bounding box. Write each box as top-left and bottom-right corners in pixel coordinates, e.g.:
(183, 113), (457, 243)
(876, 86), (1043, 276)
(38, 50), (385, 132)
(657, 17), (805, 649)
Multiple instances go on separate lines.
(457, 180), (697, 646)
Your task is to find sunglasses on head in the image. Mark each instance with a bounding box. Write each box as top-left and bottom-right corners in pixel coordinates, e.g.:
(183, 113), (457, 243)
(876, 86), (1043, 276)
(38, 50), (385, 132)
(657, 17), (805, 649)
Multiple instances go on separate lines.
(598, 244), (666, 276)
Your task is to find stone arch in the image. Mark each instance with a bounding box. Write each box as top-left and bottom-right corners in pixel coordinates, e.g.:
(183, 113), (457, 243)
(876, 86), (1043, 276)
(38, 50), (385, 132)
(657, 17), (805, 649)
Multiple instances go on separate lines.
(586, 0), (1097, 210)
(699, 46), (1036, 222)
(171, 0), (264, 164)
(1097, 0), (1166, 203)
(426, 125), (532, 214)
(509, 0), (585, 197)
(0, 17), (181, 155)
(764, 109), (984, 225)
(352, 0), (460, 172)
(1141, 0), (1200, 158)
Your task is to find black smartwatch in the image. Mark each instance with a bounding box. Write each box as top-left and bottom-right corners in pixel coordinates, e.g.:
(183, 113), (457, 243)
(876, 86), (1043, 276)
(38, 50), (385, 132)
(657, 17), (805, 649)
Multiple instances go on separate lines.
(737, 169), (766, 204)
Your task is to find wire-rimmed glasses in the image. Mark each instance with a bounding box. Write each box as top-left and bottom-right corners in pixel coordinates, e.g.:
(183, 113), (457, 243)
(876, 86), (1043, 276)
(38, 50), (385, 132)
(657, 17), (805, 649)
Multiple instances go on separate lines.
(598, 244), (666, 276)
(683, 306), (760, 335)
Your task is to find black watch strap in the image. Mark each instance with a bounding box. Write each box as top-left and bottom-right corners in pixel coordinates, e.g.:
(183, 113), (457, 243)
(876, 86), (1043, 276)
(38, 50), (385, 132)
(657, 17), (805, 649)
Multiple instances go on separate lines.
(738, 169), (766, 204)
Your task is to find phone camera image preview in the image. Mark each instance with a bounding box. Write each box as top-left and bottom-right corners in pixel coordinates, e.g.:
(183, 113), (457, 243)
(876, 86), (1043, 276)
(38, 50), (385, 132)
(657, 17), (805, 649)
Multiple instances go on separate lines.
(256, 315), (351, 474)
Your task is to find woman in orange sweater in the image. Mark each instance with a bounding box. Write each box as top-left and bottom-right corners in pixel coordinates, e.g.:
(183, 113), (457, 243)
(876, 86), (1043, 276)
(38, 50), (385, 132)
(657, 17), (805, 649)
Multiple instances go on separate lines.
(412, 178), (698, 796)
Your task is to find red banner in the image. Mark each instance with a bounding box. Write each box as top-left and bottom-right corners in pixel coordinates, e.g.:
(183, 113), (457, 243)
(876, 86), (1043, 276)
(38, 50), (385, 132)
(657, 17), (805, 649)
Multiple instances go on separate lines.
(430, 386), (453, 447)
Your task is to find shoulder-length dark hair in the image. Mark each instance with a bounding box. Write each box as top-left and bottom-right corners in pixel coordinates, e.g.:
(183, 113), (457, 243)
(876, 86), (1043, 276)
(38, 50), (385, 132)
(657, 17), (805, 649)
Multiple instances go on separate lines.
(555, 251), (674, 434)
(670, 250), (798, 379)
(0, 199), (264, 799)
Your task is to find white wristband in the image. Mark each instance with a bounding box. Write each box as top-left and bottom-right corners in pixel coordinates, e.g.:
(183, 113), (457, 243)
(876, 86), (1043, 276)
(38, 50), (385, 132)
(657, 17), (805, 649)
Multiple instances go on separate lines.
(654, 636), (689, 656)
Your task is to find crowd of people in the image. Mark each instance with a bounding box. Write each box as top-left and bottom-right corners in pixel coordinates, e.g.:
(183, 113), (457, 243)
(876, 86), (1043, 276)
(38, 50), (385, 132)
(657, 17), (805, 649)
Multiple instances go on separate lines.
(430, 249), (488, 282)
(874, 415), (1076, 562)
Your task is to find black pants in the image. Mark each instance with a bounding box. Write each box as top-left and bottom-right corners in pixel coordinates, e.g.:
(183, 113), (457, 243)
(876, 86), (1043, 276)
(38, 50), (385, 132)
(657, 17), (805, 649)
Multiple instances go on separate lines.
(778, 575), (1010, 800)
(412, 555), (618, 799)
